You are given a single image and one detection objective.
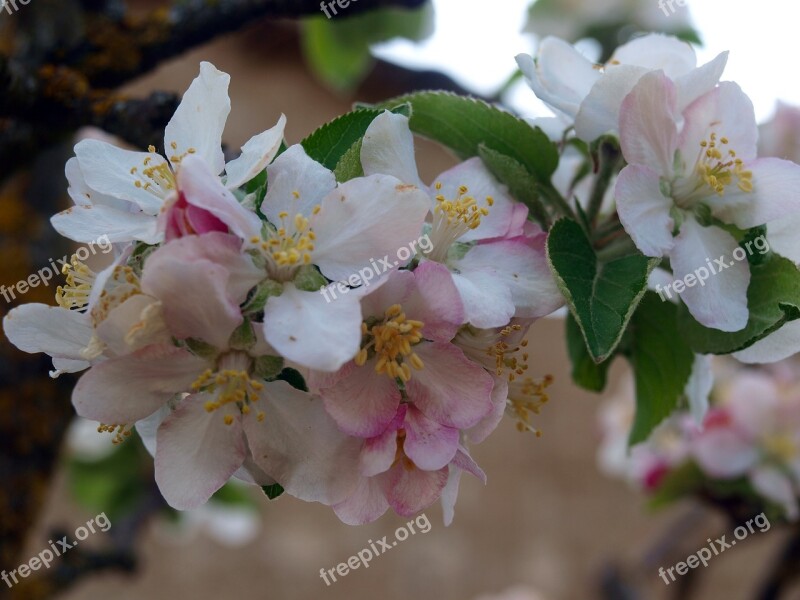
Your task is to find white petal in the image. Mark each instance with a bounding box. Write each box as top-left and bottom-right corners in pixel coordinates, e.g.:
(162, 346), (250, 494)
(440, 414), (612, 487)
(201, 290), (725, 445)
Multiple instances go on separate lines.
(261, 144), (337, 221)
(615, 165), (675, 257)
(360, 111), (424, 188)
(155, 394), (245, 510)
(311, 175), (430, 282)
(675, 52), (729, 113)
(164, 62), (230, 174)
(263, 283), (362, 372)
(684, 355), (713, 425)
(670, 219), (750, 332)
(433, 157), (516, 242)
(610, 33), (696, 77)
(65, 157), (129, 211)
(74, 139), (170, 214)
(225, 114), (287, 189)
(51, 204), (161, 245)
(767, 212), (800, 263)
(750, 467), (799, 520)
(516, 40), (600, 120)
(3, 304), (92, 359)
(575, 64), (649, 142)
(733, 321), (800, 364)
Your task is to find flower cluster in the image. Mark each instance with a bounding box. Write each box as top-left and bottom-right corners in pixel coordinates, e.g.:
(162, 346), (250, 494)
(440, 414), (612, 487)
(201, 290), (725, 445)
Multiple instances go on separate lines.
(2, 63), (564, 524)
(519, 32), (800, 345)
(599, 360), (800, 521)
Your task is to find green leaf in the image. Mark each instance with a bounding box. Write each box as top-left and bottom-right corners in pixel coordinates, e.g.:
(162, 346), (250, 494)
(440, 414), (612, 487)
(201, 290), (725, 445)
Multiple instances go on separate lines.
(276, 367), (309, 392)
(333, 138), (365, 182)
(254, 355), (285, 380)
(478, 145), (549, 227)
(547, 218), (658, 363)
(301, 108), (385, 171)
(374, 91), (559, 184)
(677, 254), (800, 354)
(628, 293), (695, 445)
(211, 483), (257, 508)
(565, 313), (612, 392)
(301, 4), (433, 92)
(67, 434), (149, 520)
(262, 483), (285, 500)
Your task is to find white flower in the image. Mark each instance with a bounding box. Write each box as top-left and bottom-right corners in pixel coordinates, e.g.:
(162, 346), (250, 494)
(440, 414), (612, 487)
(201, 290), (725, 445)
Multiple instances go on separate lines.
(51, 62), (286, 246)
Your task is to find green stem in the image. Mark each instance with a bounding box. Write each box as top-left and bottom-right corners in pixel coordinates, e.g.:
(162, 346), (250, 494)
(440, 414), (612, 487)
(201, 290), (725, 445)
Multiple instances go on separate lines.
(587, 138), (623, 227)
(536, 182), (575, 222)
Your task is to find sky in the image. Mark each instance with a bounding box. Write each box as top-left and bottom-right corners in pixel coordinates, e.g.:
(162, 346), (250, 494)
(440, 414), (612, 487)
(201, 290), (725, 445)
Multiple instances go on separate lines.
(373, 0), (800, 123)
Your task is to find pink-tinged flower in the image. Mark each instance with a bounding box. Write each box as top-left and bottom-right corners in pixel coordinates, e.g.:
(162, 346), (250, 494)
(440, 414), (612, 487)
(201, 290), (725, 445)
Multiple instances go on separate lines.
(51, 62), (285, 246)
(689, 369), (800, 518)
(1, 246), (166, 377)
(360, 112), (564, 328)
(615, 72), (800, 331)
(455, 319), (554, 441)
(311, 261), (494, 437)
(251, 144), (431, 372)
(331, 404), (487, 525)
(65, 233), (284, 509)
(516, 33), (728, 142)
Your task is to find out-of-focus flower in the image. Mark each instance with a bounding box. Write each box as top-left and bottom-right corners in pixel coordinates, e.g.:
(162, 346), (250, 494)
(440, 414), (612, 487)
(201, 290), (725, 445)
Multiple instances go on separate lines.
(516, 33), (727, 142)
(524, 0), (694, 45)
(599, 359), (800, 520)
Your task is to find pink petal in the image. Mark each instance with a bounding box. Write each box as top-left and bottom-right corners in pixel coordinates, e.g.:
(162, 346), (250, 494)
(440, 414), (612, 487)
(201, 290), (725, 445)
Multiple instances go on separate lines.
(407, 342), (494, 429)
(155, 393), (246, 510)
(319, 361), (402, 438)
(403, 405), (459, 471)
(244, 381), (362, 505)
(72, 344), (207, 423)
(619, 70), (679, 174)
(177, 155), (262, 241)
(333, 477), (390, 526)
(404, 261), (465, 341)
(381, 463), (449, 517)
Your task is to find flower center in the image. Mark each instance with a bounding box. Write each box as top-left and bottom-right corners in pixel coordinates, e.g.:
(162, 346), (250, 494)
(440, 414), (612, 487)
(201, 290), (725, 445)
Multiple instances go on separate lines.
(763, 433), (797, 463)
(426, 183), (493, 262)
(56, 256), (97, 311)
(696, 133), (753, 196)
(508, 374), (553, 436)
(252, 206), (319, 282)
(97, 423), (134, 445)
(486, 324), (531, 381)
(355, 304), (425, 383)
(191, 352), (265, 425)
(129, 145), (182, 199)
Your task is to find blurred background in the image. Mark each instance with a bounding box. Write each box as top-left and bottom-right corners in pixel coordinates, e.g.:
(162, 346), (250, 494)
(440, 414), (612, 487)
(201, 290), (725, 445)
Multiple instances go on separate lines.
(2, 0), (800, 598)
